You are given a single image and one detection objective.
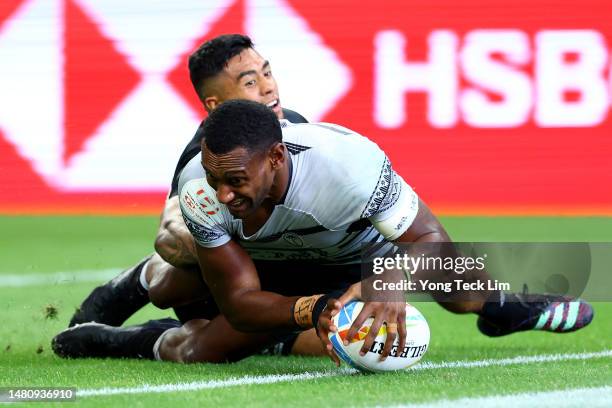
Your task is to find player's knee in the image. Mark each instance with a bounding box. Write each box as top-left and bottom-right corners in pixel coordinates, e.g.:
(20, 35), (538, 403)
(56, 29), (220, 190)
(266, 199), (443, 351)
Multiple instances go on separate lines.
(149, 267), (204, 310)
(148, 270), (176, 309)
(148, 285), (174, 310)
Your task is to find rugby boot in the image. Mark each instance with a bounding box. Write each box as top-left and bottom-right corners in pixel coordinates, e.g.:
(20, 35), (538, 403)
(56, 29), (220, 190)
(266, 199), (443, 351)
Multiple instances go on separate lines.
(52, 318), (180, 359)
(477, 286), (594, 337)
(68, 256), (151, 327)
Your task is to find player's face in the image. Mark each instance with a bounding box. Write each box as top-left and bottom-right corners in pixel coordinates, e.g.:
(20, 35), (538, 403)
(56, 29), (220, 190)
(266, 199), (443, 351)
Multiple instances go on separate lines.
(206, 48), (283, 119)
(202, 146), (276, 218)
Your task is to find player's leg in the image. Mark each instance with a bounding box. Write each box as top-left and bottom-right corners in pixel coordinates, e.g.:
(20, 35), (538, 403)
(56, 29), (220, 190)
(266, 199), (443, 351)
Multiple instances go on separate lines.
(53, 315), (287, 363)
(53, 318), (181, 360)
(69, 252), (215, 327)
(146, 258), (208, 309)
(476, 287), (593, 336)
(146, 257), (225, 324)
(158, 316), (278, 363)
(147, 259), (328, 354)
(375, 244), (593, 337)
(415, 257), (594, 336)
(428, 275), (593, 337)
(69, 255), (152, 327)
(156, 260), (349, 359)
(289, 328), (324, 355)
(68, 262), (324, 359)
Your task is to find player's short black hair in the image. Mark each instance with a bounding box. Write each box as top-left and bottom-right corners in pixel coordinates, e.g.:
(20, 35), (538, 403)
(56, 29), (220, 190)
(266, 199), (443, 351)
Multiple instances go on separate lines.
(202, 100), (282, 156)
(188, 34), (254, 98)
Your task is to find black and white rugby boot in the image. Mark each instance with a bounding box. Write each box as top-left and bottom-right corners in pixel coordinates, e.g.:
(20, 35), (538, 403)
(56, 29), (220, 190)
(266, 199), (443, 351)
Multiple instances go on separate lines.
(477, 286), (594, 337)
(68, 256), (152, 327)
(52, 318), (180, 359)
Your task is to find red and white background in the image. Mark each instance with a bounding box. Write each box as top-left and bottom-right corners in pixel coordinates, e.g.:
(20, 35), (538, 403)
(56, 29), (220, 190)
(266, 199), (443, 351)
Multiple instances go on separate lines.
(1, 0), (611, 215)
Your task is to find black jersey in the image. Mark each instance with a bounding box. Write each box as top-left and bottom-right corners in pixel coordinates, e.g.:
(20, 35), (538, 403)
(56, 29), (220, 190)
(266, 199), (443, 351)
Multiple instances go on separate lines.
(168, 108), (307, 197)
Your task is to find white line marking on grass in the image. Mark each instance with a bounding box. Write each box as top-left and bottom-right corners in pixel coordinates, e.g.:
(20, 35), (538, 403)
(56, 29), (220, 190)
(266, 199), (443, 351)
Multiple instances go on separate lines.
(77, 350), (612, 398)
(384, 386), (612, 408)
(411, 349), (612, 370)
(0, 269), (121, 287)
(78, 369), (355, 397)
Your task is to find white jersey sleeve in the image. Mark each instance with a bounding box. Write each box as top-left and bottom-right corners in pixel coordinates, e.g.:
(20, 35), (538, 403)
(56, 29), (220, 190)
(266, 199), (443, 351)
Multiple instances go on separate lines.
(178, 156), (232, 248)
(367, 169), (419, 241)
(282, 122), (420, 240)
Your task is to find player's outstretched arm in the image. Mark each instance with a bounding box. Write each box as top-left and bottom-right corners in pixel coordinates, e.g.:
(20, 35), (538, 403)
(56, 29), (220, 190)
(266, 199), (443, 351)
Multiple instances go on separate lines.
(155, 196), (198, 268)
(391, 199), (451, 244)
(318, 199), (450, 363)
(196, 239), (301, 332)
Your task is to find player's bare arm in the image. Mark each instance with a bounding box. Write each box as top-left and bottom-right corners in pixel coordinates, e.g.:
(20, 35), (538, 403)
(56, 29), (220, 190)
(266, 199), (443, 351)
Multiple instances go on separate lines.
(196, 240), (300, 332)
(317, 199), (453, 362)
(154, 196), (198, 268)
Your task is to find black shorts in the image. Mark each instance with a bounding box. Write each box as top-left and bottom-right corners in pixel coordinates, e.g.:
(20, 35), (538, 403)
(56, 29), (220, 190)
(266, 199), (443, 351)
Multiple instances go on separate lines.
(194, 261), (361, 321)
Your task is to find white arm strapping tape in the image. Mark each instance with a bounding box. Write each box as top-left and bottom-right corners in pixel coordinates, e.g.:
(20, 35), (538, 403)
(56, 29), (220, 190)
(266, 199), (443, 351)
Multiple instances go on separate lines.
(369, 177), (419, 241)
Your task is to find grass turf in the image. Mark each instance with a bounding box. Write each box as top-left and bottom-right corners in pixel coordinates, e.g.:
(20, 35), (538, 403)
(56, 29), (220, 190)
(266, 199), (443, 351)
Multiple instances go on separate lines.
(0, 215), (610, 407)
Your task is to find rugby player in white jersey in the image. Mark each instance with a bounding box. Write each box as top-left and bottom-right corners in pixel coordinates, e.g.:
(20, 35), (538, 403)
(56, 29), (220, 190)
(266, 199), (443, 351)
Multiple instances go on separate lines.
(53, 100), (593, 364)
(66, 34), (321, 357)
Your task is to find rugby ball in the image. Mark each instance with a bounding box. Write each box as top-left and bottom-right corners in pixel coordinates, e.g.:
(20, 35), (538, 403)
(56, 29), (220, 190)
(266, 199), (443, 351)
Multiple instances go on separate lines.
(328, 301), (430, 373)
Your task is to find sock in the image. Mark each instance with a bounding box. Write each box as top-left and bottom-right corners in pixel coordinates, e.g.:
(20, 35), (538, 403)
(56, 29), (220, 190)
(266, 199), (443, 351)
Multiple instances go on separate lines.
(152, 329), (173, 361)
(119, 318), (181, 359)
(139, 259), (151, 292)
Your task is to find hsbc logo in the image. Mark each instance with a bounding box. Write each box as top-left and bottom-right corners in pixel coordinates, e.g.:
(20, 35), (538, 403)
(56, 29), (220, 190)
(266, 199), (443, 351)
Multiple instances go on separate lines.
(0, 0), (350, 191)
(1, 1), (610, 214)
(375, 29), (612, 128)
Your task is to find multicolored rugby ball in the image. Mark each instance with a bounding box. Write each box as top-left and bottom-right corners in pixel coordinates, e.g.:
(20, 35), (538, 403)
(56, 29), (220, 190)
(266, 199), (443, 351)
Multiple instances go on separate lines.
(328, 301), (430, 373)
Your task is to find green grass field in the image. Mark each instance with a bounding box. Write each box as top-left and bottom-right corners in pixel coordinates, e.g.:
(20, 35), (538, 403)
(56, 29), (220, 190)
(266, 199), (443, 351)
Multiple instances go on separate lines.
(0, 216), (611, 407)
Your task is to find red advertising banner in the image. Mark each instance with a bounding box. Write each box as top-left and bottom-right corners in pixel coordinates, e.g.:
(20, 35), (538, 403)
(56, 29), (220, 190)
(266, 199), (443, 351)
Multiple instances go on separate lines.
(1, 0), (611, 214)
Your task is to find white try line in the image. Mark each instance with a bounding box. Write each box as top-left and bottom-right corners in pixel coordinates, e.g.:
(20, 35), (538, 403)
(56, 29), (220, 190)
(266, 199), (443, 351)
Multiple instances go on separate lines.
(384, 386), (612, 408)
(411, 349), (612, 370)
(77, 349), (612, 398)
(0, 269), (121, 287)
(78, 369), (355, 397)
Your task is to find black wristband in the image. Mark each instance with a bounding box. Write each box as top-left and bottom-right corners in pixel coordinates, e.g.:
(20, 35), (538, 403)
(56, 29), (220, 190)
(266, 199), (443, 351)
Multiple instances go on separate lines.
(312, 289), (344, 334)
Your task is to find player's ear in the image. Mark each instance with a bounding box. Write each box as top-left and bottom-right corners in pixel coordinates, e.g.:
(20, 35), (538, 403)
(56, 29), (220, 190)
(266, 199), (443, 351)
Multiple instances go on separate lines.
(269, 142), (285, 169)
(203, 96), (219, 112)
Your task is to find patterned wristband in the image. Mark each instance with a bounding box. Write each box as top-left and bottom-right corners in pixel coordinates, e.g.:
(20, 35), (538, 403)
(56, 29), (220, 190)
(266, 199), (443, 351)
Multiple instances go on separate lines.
(293, 294), (324, 328)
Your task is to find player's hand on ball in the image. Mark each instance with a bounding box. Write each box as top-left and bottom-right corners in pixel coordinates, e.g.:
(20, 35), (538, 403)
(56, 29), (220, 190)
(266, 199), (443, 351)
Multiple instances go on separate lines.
(348, 301), (407, 361)
(316, 282), (408, 365)
(316, 297), (343, 366)
(314, 283), (362, 366)
(337, 283), (407, 361)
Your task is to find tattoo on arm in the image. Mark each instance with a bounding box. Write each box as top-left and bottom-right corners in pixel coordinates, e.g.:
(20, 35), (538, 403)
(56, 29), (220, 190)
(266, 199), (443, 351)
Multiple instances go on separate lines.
(159, 228), (197, 267)
(155, 198), (198, 267)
